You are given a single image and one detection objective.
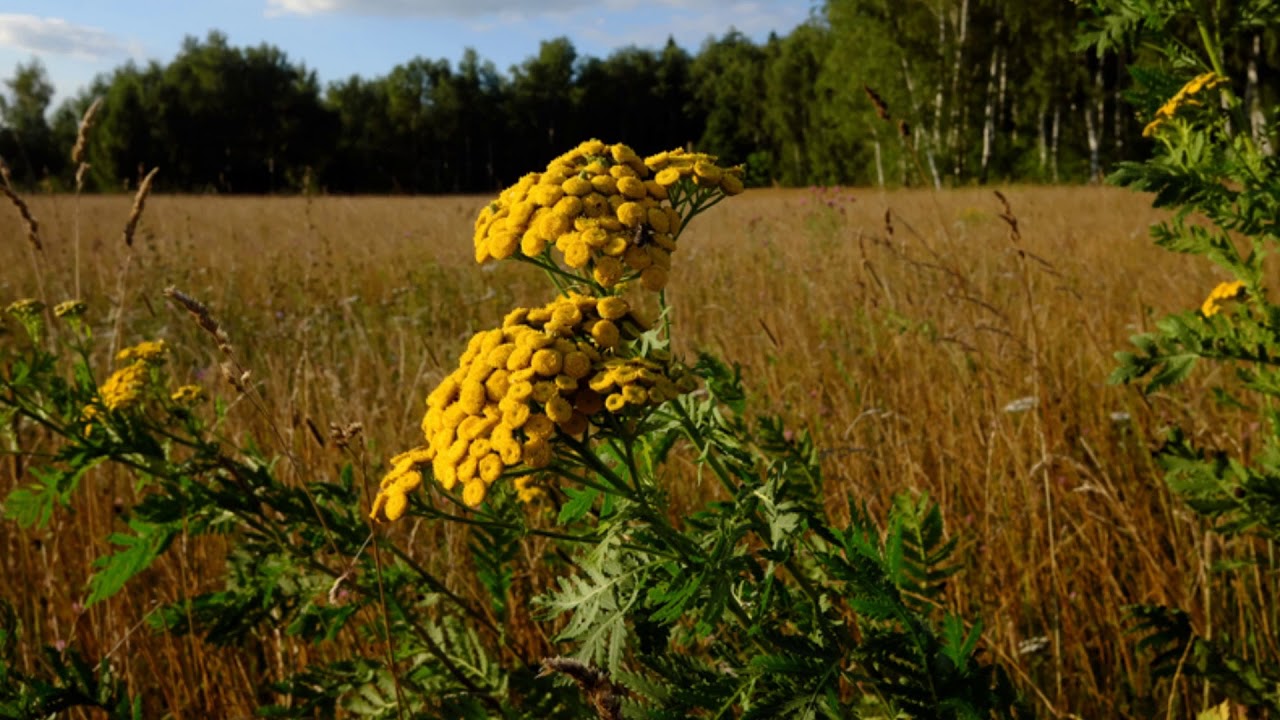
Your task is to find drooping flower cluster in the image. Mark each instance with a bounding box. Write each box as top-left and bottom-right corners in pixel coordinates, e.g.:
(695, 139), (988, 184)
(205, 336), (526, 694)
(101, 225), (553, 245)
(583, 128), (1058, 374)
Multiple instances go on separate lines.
(1201, 279), (1246, 317)
(1143, 72), (1228, 138)
(371, 291), (697, 521)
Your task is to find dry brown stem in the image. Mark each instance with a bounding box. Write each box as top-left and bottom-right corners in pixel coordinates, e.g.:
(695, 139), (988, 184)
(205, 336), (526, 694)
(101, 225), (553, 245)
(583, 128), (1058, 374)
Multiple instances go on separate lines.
(539, 657), (624, 720)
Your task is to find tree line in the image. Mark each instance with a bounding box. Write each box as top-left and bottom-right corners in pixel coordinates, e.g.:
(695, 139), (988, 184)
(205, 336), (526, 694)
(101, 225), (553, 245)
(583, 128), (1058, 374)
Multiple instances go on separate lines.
(0, 0), (1275, 194)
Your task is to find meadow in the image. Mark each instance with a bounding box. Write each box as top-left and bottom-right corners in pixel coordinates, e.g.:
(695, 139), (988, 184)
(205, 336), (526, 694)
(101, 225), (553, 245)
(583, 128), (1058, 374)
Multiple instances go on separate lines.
(0, 186), (1264, 717)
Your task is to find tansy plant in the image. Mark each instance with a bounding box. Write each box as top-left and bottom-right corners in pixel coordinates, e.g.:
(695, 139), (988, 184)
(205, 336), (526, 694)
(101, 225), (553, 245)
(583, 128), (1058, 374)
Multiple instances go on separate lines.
(1085, 0), (1280, 713)
(2, 140), (1020, 719)
(364, 139), (1022, 718)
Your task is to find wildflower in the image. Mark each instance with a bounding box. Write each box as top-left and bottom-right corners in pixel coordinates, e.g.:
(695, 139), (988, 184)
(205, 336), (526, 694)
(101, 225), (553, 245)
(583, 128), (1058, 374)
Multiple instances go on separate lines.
(1201, 279), (1246, 317)
(170, 384), (206, 407)
(469, 139), (743, 292)
(100, 362), (149, 412)
(1143, 72), (1228, 138)
(514, 475), (547, 503)
(644, 147), (745, 194)
(53, 300), (87, 318)
(372, 291), (697, 518)
(6, 298), (46, 340)
(6, 298), (44, 319)
(117, 339), (167, 365)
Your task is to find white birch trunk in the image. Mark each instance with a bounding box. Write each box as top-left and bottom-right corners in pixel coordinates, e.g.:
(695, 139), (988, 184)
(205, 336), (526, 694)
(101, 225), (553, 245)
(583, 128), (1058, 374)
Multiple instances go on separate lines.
(1050, 103), (1060, 183)
(948, 0), (970, 180)
(1247, 33), (1273, 155)
(980, 43), (1000, 182)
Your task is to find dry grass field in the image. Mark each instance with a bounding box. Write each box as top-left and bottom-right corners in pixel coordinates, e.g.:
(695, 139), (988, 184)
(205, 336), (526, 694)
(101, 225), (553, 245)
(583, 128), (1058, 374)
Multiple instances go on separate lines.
(1, 186), (1269, 717)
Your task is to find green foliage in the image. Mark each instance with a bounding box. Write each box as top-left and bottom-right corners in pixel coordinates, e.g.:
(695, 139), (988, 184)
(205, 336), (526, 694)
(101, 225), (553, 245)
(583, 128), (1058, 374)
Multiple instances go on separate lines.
(0, 600), (140, 720)
(1090, 0), (1280, 711)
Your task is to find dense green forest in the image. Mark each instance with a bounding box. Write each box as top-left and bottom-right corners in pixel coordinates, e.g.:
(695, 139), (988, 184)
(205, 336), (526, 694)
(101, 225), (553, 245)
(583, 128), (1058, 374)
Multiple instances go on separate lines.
(1, 0), (1276, 193)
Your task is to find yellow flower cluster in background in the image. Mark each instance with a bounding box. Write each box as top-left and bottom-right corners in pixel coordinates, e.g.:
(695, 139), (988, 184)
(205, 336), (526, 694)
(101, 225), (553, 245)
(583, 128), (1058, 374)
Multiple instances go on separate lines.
(6, 298), (45, 320)
(97, 340), (169, 412)
(472, 139), (742, 292)
(170, 384), (207, 407)
(100, 362), (151, 412)
(646, 148), (746, 196)
(371, 292), (697, 521)
(117, 339), (167, 365)
(1143, 72), (1228, 138)
(53, 300), (87, 318)
(1201, 279), (1246, 317)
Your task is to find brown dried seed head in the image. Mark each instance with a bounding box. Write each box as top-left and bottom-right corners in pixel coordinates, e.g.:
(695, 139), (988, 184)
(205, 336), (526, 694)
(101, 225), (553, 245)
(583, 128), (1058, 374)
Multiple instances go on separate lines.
(864, 85), (890, 120)
(71, 97), (103, 166)
(123, 167), (159, 247)
(0, 156), (41, 251)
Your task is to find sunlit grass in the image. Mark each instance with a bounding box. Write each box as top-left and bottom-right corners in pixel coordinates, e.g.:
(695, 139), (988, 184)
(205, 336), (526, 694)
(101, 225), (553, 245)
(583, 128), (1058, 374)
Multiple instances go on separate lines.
(0, 187), (1248, 717)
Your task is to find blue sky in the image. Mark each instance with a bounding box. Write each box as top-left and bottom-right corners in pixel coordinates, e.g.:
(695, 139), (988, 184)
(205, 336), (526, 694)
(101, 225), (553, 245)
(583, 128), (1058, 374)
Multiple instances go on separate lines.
(0, 1), (818, 109)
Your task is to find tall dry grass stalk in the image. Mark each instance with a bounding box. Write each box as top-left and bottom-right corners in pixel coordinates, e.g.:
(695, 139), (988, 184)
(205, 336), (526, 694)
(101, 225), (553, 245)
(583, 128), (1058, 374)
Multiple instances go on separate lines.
(0, 188), (1254, 717)
(122, 167), (158, 248)
(108, 167), (159, 359)
(0, 156), (46, 304)
(71, 97), (103, 298)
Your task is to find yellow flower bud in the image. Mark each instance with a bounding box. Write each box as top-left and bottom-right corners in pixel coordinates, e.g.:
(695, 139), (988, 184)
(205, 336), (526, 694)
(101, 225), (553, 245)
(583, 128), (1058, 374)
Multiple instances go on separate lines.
(462, 479), (487, 507)
(591, 320), (620, 349)
(562, 176), (593, 197)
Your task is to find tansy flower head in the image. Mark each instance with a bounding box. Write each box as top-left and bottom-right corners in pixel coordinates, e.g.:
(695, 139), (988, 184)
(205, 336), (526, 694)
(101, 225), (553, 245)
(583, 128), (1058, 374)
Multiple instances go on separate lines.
(170, 384), (206, 407)
(1201, 279), (1246, 317)
(99, 362), (150, 412)
(472, 139), (690, 292)
(53, 300), (87, 318)
(6, 298), (46, 340)
(1143, 72), (1228, 138)
(644, 147), (745, 196)
(117, 339), (168, 365)
(372, 291), (698, 517)
(5, 298), (44, 320)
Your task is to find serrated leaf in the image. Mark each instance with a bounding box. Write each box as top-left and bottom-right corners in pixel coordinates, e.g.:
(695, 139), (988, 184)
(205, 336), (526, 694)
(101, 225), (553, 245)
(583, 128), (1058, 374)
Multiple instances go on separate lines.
(86, 520), (178, 607)
(1146, 354), (1198, 392)
(558, 487), (599, 525)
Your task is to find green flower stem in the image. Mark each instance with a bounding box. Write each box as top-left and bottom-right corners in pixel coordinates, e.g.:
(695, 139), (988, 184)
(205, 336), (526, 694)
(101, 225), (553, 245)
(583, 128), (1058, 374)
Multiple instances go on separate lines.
(668, 398), (829, 629)
(562, 432), (706, 564)
(382, 540), (501, 637)
(417, 501), (604, 546)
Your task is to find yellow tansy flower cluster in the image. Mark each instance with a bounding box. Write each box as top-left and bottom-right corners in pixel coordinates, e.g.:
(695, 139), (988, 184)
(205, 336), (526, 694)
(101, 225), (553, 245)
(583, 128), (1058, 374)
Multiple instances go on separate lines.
(371, 292), (696, 521)
(100, 362), (150, 412)
(473, 139), (685, 292)
(1201, 279), (1246, 317)
(1143, 72), (1228, 138)
(5, 298), (45, 319)
(117, 339), (167, 365)
(170, 384), (206, 407)
(53, 300), (87, 318)
(645, 148), (746, 196)
(97, 340), (168, 413)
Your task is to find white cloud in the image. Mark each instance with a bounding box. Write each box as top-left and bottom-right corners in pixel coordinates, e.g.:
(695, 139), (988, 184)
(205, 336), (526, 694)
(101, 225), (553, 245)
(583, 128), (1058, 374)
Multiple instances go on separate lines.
(0, 14), (131, 61)
(579, 2), (812, 51)
(264, 0), (735, 19)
